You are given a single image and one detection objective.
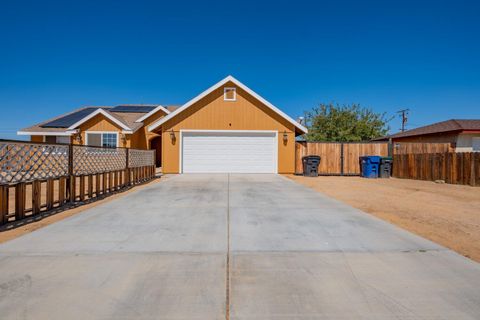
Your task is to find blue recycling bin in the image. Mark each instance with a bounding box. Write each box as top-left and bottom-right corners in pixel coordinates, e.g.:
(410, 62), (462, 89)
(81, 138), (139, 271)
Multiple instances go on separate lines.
(360, 156), (381, 178)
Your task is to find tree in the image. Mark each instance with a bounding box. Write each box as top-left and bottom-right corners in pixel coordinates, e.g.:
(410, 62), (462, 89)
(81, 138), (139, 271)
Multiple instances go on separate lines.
(304, 103), (391, 142)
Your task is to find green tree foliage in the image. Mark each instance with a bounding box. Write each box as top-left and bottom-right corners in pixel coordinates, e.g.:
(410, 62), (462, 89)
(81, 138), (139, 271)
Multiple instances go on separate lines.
(304, 103), (390, 142)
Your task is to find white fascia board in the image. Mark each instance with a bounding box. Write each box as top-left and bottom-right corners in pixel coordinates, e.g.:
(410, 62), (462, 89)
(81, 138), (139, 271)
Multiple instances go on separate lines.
(148, 75), (308, 134)
(17, 131), (73, 136)
(67, 108), (132, 131)
(135, 105), (170, 123)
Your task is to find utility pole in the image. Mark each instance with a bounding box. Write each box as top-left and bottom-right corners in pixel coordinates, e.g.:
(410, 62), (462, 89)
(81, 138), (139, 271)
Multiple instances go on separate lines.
(397, 108), (410, 132)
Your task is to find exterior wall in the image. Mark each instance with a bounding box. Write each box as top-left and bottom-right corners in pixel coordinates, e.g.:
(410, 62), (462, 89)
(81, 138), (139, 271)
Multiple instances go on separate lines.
(158, 82), (296, 173)
(75, 114), (128, 147)
(392, 132), (459, 144)
(456, 133), (480, 152)
(392, 132), (480, 152)
(130, 110), (165, 150)
(31, 135), (73, 143)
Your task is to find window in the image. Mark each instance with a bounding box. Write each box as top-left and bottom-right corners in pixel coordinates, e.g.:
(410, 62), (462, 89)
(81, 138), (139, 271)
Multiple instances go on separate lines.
(473, 137), (480, 152)
(224, 87), (236, 101)
(102, 133), (117, 148)
(56, 136), (70, 144)
(44, 136), (71, 144)
(86, 132), (118, 148)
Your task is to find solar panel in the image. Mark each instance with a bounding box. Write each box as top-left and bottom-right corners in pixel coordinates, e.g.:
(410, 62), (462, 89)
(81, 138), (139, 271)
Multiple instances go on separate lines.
(110, 105), (157, 113)
(41, 107), (101, 128)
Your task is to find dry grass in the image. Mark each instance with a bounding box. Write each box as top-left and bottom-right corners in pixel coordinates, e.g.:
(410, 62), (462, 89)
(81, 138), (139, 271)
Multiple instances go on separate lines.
(286, 175), (480, 262)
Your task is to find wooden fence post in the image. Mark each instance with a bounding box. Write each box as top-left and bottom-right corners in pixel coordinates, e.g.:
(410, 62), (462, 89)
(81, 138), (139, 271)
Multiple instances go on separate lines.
(67, 144), (76, 203)
(79, 175), (85, 201)
(32, 180), (41, 215)
(471, 153), (477, 186)
(46, 179), (54, 210)
(95, 174), (101, 196)
(114, 171), (119, 190)
(15, 183), (26, 220)
(340, 143), (345, 176)
(125, 149), (130, 187)
(59, 177), (66, 205)
(0, 185), (8, 225)
(88, 175), (93, 199)
(103, 172), (108, 194)
(388, 139), (393, 157)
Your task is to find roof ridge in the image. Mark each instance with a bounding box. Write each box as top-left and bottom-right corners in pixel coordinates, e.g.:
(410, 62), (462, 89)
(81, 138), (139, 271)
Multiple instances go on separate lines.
(450, 119), (463, 129)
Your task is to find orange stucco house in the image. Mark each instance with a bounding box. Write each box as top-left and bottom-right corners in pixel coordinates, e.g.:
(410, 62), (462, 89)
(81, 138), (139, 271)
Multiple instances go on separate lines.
(18, 76), (308, 173)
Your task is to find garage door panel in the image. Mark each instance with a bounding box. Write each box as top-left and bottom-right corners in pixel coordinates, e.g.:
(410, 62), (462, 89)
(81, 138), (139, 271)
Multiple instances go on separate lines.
(182, 132), (277, 173)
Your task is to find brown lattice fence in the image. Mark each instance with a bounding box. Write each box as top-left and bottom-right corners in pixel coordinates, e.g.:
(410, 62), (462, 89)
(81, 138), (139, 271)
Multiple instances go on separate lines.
(0, 140), (156, 226)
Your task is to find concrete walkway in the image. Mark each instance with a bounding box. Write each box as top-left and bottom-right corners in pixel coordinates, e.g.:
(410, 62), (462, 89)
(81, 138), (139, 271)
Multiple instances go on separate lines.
(0, 174), (479, 319)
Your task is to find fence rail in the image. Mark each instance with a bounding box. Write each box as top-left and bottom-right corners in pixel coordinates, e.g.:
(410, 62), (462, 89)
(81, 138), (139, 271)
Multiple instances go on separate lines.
(393, 152), (479, 186)
(0, 140), (156, 226)
(295, 142), (389, 175)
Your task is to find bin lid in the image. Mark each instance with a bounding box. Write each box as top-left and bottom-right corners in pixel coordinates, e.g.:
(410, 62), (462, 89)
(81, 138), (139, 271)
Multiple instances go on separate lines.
(303, 155), (321, 160)
(364, 156), (381, 163)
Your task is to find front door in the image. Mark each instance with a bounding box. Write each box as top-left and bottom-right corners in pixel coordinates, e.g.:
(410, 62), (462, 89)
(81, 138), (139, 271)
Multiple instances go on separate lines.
(150, 136), (162, 167)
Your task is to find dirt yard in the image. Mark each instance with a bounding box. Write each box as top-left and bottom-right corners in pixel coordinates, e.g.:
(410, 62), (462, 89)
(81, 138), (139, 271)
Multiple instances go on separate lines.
(286, 175), (480, 262)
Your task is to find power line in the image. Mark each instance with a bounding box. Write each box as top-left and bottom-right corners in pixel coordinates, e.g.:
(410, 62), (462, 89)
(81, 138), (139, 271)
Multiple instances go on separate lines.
(396, 108), (410, 132)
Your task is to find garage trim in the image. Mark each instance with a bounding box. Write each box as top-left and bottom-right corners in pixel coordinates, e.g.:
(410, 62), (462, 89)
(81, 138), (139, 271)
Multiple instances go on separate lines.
(179, 130), (279, 173)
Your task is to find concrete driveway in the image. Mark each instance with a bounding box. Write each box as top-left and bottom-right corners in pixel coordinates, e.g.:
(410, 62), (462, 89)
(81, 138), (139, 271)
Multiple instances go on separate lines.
(0, 174), (479, 319)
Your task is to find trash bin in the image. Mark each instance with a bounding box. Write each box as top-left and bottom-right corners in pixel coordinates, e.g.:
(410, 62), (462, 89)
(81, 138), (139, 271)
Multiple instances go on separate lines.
(359, 156), (381, 178)
(302, 155), (321, 177)
(379, 157), (393, 178)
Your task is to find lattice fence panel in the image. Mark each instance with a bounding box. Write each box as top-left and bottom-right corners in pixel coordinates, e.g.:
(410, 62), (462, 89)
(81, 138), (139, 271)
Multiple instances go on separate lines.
(0, 142), (69, 184)
(73, 146), (126, 175)
(129, 149), (155, 168)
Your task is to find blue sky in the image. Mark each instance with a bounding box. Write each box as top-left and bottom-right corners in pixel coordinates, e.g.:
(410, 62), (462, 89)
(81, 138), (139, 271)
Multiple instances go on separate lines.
(1, 0), (479, 139)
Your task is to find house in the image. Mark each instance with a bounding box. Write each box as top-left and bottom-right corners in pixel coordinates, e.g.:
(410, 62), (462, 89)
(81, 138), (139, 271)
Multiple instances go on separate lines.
(18, 76), (308, 173)
(18, 104), (174, 167)
(381, 119), (480, 152)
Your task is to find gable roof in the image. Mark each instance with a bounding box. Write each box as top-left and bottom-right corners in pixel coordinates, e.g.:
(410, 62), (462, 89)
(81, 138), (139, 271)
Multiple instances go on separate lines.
(387, 119), (480, 139)
(18, 105), (163, 136)
(147, 76), (308, 134)
(67, 108), (133, 132)
(135, 105), (170, 123)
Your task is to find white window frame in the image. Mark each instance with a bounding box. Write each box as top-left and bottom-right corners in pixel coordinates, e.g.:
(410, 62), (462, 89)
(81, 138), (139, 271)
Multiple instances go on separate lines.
(85, 131), (119, 148)
(224, 87), (237, 101)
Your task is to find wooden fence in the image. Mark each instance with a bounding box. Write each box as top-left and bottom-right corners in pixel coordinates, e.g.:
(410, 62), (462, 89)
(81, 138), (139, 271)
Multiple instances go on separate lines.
(393, 152), (480, 186)
(0, 140), (156, 226)
(392, 142), (454, 154)
(295, 142), (389, 175)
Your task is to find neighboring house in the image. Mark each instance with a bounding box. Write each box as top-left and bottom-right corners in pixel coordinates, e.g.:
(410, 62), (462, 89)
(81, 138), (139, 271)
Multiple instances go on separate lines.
(18, 76), (308, 173)
(18, 104), (175, 167)
(381, 119), (480, 152)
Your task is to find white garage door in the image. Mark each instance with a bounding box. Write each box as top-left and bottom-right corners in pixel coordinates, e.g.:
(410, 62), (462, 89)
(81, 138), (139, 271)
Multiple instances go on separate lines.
(181, 131), (277, 173)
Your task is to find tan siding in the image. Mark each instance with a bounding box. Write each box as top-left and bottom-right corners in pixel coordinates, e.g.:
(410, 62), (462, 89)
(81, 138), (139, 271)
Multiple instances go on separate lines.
(130, 110), (166, 150)
(31, 136), (44, 143)
(76, 114), (127, 147)
(158, 82), (296, 173)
